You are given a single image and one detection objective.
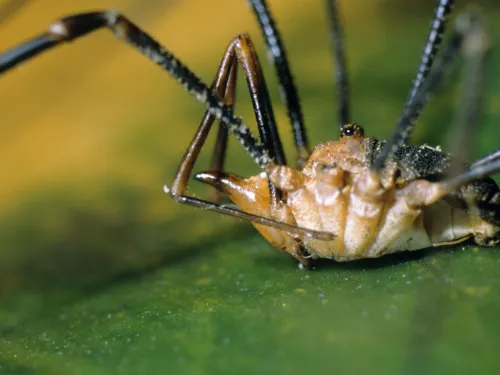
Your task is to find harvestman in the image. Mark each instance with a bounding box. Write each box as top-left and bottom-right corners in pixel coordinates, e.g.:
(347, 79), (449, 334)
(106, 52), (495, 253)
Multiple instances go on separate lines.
(1, 0), (500, 266)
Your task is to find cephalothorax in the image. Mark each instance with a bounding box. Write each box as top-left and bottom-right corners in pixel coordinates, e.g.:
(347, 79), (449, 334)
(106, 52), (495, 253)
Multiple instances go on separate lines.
(197, 123), (500, 264)
(1, 0), (500, 266)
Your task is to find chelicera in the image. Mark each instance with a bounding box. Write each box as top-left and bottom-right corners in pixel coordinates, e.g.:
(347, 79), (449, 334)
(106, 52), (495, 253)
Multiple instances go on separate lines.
(1, 0), (500, 267)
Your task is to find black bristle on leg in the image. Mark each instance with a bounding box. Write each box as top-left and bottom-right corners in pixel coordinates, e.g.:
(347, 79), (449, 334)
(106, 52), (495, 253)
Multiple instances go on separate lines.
(325, 0), (350, 131)
(373, 0), (455, 172)
(249, 0), (310, 165)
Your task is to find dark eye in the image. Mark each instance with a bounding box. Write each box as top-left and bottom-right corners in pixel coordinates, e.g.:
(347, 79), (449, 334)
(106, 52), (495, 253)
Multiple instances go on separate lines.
(340, 123), (365, 138)
(341, 124), (356, 137)
(342, 127), (354, 136)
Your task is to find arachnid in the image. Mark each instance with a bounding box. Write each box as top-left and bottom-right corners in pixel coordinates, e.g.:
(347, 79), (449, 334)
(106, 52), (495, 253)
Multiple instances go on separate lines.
(1, 0), (500, 266)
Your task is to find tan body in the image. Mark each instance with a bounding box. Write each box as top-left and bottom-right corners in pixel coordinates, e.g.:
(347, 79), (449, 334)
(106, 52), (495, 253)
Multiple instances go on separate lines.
(0, 0), (497, 268)
(198, 133), (500, 264)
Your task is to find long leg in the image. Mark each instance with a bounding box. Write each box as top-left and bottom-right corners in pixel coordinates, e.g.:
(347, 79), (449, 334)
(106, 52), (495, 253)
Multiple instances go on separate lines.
(0, 11), (334, 240)
(386, 13), (500, 219)
(211, 0), (306, 193)
(325, 0), (350, 131)
(472, 150), (500, 170)
(404, 0), (454, 111)
(438, 158), (500, 195)
(181, 33), (289, 213)
(374, 0), (454, 171)
(447, 12), (490, 164)
(0, 12), (272, 167)
(233, 34), (286, 167)
(249, 0), (310, 165)
(211, 0), (308, 176)
(208, 67), (234, 203)
(444, 13), (499, 227)
(168, 37), (332, 241)
(221, 34), (288, 211)
(373, 6), (461, 172)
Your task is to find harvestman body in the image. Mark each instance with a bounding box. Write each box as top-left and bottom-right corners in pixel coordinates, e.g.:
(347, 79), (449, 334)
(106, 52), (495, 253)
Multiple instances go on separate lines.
(1, 0), (500, 266)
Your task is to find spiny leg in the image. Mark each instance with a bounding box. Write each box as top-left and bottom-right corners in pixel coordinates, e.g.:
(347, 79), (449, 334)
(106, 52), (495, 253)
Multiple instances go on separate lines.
(370, 156), (500, 256)
(211, 0), (310, 172)
(403, 0), (455, 111)
(165, 35), (331, 240)
(373, 7), (463, 172)
(181, 33), (290, 216)
(214, 34), (288, 212)
(377, 13), (500, 248)
(168, 30), (333, 244)
(353, 10), (483, 252)
(374, 0), (455, 171)
(0, 12), (270, 168)
(0, 10), (335, 241)
(325, 0), (350, 131)
(167, 35), (333, 241)
(173, 41), (238, 201)
(249, 0), (310, 165)
(231, 34), (286, 166)
(212, 0), (300, 190)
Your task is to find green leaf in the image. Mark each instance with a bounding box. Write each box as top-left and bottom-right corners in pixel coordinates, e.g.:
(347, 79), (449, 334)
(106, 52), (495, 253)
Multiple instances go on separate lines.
(2, 1), (500, 374)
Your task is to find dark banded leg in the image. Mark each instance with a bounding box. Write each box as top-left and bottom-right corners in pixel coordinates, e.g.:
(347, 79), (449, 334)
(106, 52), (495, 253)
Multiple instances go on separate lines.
(230, 34), (286, 166)
(0, 11), (271, 168)
(168, 38), (332, 241)
(202, 33), (289, 196)
(373, 5), (461, 172)
(325, 0), (350, 132)
(374, 0), (454, 171)
(229, 34), (287, 209)
(404, 0), (454, 110)
(201, 33), (289, 209)
(383, 13), (500, 226)
(0, 10), (334, 240)
(250, 0), (311, 165)
(207, 34), (287, 209)
(197, 42), (237, 204)
(170, 34), (325, 237)
(249, 0), (310, 166)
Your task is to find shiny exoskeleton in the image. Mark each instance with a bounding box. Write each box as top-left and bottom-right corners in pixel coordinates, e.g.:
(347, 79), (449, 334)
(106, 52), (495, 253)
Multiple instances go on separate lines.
(1, 1), (499, 266)
(197, 122), (500, 264)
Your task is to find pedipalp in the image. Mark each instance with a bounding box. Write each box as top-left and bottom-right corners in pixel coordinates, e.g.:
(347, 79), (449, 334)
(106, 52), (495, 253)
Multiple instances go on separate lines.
(1, 1), (499, 264)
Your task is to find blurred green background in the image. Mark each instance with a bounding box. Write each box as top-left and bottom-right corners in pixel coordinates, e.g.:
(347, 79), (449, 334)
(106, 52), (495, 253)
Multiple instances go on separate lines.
(1, 0), (500, 374)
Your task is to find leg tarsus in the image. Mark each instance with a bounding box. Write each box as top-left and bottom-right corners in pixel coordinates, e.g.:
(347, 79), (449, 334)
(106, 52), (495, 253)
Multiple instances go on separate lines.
(167, 184), (335, 242)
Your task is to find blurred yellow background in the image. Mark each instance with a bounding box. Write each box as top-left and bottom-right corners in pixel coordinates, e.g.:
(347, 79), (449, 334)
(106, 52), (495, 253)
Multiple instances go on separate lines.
(3, 2), (500, 372)
(1, 0), (500, 292)
(0, 0), (393, 210)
